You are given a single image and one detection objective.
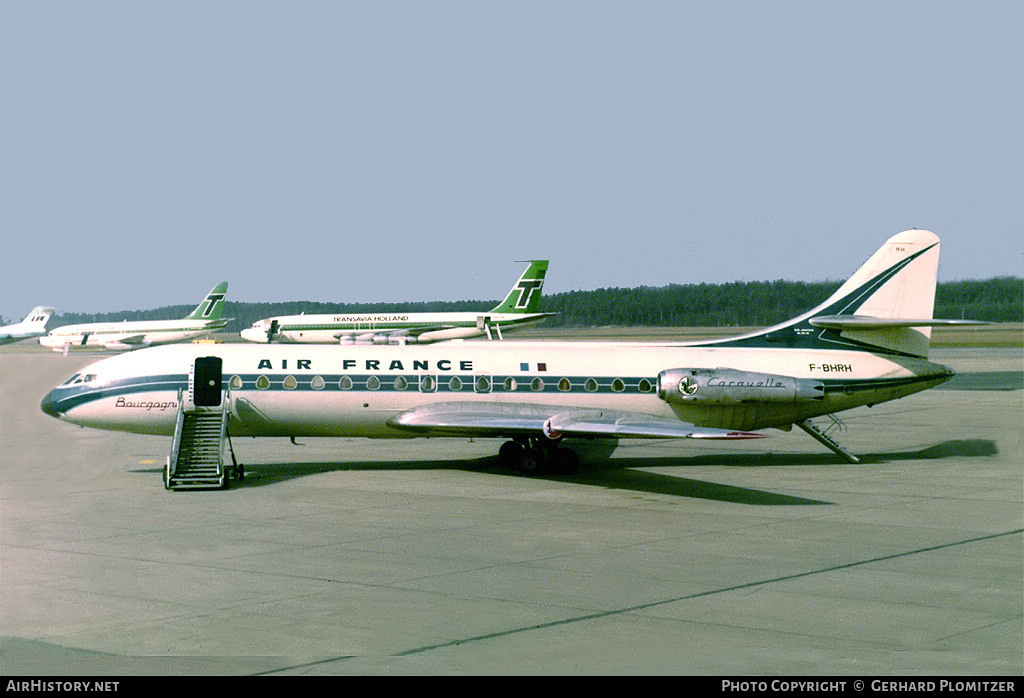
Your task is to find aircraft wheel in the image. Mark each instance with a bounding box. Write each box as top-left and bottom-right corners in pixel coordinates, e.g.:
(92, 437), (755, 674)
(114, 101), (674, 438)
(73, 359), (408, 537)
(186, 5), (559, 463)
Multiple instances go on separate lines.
(517, 449), (545, 476)
(498, 440), (525, 470)
(552, 448), (580, 473)
(499, 439), (554, 476)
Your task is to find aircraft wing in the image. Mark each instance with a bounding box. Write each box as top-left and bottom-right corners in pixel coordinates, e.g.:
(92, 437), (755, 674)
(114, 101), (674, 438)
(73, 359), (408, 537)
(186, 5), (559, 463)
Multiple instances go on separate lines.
(102, 335), (149, 349)
(332, 325), (454, 340)
(388, 402), (766, 440)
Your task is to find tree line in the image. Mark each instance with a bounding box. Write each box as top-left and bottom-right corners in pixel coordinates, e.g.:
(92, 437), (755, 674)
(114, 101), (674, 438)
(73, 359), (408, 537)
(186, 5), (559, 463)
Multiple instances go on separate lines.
(37, 276), (1023, 330)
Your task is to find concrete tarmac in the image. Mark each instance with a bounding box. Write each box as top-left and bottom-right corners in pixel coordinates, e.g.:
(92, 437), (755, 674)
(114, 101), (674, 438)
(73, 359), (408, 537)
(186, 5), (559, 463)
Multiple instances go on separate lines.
(1, 346), (1021, 675)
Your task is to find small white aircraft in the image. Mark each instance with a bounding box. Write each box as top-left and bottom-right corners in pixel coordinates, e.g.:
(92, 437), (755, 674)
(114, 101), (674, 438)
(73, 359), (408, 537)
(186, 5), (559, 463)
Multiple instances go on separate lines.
(0, 306), (55, 346)
(40, 231), (982, 482)
(240, 261), (553, 344)
(39, 282), (229, 352)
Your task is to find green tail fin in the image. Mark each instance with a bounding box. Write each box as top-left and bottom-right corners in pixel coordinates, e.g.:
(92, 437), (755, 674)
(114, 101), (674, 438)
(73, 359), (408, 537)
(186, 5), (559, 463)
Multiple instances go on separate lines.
(489, 261), (549, 314)
(185, 282), (229, 320)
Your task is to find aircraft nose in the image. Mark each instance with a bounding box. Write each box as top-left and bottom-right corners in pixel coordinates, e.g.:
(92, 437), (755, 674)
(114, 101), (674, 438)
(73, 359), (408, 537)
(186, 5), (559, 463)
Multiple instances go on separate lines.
(40, 390), (62, 418)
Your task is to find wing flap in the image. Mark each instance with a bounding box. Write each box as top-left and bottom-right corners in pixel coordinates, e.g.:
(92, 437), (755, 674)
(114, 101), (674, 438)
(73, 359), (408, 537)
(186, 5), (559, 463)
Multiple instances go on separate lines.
(548, 411), (765, 440)
(388, 402), (766, 440)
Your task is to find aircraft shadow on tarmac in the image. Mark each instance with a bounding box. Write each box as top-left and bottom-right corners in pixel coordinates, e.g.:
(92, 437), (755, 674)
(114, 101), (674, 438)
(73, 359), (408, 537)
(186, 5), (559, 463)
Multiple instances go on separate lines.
(144, 437), (997, 505)
(229, 458), (831, 505)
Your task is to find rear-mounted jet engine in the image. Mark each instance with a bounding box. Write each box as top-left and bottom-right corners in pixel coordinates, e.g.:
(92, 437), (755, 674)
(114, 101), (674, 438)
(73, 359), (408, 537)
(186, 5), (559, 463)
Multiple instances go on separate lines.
(658, 368), (825, 404)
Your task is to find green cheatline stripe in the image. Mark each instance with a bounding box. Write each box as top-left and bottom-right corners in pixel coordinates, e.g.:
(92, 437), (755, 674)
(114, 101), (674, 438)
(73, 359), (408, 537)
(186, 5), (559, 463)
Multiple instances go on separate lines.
(275, 316), (542, 333)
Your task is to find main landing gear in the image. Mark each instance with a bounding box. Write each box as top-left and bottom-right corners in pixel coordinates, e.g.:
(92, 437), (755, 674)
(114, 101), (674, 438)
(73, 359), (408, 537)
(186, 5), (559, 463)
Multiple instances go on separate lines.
(498, 437), (580, 476)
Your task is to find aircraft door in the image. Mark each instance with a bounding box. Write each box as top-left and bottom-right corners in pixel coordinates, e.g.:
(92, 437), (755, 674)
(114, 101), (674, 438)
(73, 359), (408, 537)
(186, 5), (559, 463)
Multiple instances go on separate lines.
(477, 315), (496, 339)
(191, 356), (223, 407)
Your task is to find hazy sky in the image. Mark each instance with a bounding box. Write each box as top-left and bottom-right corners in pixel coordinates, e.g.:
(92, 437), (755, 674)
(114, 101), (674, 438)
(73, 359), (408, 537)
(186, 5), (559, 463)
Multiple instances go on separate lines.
(2, 1), (1021, 320)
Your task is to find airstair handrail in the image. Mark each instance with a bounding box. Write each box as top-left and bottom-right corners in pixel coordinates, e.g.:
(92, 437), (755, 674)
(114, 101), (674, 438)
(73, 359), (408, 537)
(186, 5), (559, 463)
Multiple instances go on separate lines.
(168, 388), (185, 477)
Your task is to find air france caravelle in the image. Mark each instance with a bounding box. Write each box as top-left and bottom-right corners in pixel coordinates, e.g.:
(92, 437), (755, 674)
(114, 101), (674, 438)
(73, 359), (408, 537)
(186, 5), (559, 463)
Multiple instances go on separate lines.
(239, 261), (553, 344)
(39, 283), (229, 352)
(41, 231), (981, 486)
(0, 306), (55, 346)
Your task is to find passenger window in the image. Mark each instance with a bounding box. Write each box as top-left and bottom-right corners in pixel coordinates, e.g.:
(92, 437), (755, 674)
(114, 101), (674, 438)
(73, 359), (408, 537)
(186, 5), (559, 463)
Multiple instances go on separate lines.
(283, 376), (297, 390)
(531, 378), (544, 392)
(585, 378), (598, 392)
(230, 375), (243, 389)
(448, 376), (463, 391)
(503, 377), (517, 391)
(611, 378), (625, 393)
(558, 378), (571, 391)
(475, 374), (492, 393)
(339, 376), (353, 390)
(638, 379), (652, 393)
(394, 376), (409, 391)
(419, 375), (436, 392)
(310, 375), (325, 390)
(256, 375), (270, 390)
(366, 376), (381, 390)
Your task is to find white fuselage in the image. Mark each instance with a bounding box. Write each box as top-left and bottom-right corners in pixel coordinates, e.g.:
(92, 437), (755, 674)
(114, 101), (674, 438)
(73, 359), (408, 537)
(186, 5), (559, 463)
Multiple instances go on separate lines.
(0, 325), (46, 346)
(240, 311), (550, 344)
(40, 341), (952, 438)
(39, 319), (223, 351)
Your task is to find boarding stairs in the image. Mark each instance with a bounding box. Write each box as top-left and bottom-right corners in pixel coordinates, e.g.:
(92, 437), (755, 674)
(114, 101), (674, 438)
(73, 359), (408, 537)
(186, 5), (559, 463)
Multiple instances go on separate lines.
(165, 360), (242, 490)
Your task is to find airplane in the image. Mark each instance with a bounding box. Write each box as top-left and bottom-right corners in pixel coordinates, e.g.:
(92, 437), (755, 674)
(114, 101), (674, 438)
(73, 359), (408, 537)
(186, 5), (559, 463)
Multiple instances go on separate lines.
(239, 260), (553, 345)
(0, 306), (55, 346)
(40, 230), (984, 483)
(39, 282), (229, 352)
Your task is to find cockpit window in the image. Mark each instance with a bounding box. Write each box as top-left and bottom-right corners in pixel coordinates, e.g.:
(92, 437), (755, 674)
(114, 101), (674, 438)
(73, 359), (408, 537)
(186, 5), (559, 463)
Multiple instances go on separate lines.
(61, 373), (98, 386)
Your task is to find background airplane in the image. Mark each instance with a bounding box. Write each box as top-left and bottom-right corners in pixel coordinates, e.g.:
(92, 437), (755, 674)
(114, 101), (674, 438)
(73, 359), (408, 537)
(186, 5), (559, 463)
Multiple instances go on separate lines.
(0, 306), (55, 346)
(40, 230), (985, 489)
(239, 260), (553, 344)
(39, 282), (229, 352)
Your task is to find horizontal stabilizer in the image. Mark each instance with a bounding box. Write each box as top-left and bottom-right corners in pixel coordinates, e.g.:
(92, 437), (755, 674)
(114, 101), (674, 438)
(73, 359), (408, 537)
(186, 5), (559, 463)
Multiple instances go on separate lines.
(808, 315), (990, 330)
